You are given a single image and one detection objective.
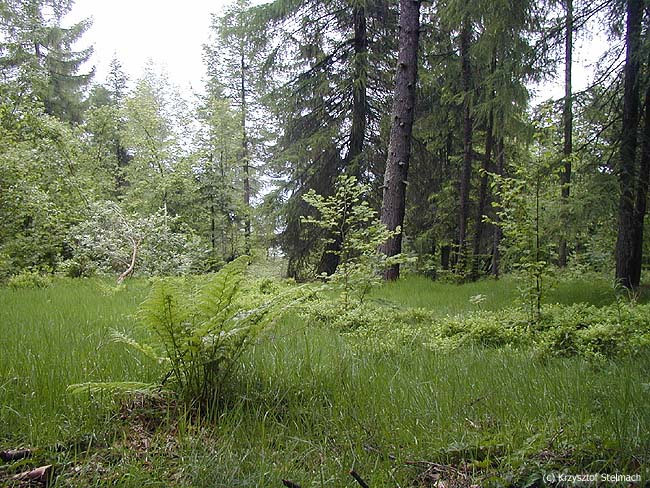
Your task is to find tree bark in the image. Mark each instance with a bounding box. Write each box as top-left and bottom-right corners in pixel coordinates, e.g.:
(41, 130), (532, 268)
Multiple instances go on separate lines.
(0, 449), (33, 462)
(219, 148), (228, 257)
(117, 236), (141, 284)
(471, 108), (493, 280)
(210, 199), (216, 251)
(558, 0), (573, 267)
(13, 465), (54, 485)
(615, 0), (643, 288)
(379, 0), (421, 281)
(241, 52), (252, 255)
(630, 71), (650, 286)
(457, 14), (473, 274)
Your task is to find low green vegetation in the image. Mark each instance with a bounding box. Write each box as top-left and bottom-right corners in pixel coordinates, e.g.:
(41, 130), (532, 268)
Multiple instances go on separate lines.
(1, 1), (648, 485)
(1, 270), (648, 487)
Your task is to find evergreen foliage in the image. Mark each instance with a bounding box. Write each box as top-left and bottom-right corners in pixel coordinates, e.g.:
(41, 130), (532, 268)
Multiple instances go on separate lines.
(0, 0), (94, 122)
(255, 0), (398, 277)
(0, 0), (648, 287)
(3, 1), (650, 482)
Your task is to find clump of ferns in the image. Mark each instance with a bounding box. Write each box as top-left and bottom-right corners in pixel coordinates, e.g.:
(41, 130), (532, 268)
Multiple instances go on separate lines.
(70, 256), (299, 408)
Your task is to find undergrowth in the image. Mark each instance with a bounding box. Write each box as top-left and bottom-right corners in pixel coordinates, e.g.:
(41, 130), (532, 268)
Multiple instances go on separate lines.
(69, 256), (302, 408)
(302, 299), (650, 361)
(1, 271), (648, 486)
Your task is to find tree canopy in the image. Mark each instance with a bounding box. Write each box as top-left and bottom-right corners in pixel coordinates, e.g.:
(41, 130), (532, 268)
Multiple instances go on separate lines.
(0, 0), (648, 289)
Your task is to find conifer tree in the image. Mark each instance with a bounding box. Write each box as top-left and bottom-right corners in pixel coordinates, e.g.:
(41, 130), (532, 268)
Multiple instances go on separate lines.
(379, 0), (421, 280)
(558, 0), (573, 267)
(0, 0), (94, 123)
(194, 81), (246, 261)
(256, 0), (398, 278)
(407, 0), (538, 278)
(615, 0), (645, 288)
(205, 0), (264, 255)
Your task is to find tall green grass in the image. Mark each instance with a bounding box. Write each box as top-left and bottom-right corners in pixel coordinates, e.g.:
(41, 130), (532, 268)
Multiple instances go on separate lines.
(217, 322), (649, 486)
(0, 278), (160, 447)
(1, 275), (648, 486)
(371, 273), (635, 316)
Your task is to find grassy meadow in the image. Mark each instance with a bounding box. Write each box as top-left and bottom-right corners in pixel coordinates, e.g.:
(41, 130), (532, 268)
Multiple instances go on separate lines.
(1, 269), (649, 487)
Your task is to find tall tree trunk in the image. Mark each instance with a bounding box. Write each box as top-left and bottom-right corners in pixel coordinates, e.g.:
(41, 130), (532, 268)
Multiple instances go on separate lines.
(457, 14), (473, 274)
(208, 151), (216, 251)
(471, 108), (493, 280)
(347, 4), (367, 179)
(615, 0), (643, 288)
(241, 52), (252, 255)
(491, 137), (505, 278)
(558, 0), (573, 267)
(379, 0), (421, 281)
(114, 140), (130, 194)
(630, 73), (650, 286)
(218, 149), (228, 257)
(317, 4), (368, 276)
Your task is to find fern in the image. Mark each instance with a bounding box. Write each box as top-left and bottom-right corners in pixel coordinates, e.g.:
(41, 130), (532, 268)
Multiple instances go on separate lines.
(110, 330), (168, 364)
(71, 256), (300, 407)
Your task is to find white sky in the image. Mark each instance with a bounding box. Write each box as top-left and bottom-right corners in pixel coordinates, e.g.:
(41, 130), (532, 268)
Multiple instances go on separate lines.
(531, 27), (612, 104)
(66, 1), (608, 104)
(67, 0), (231, 95)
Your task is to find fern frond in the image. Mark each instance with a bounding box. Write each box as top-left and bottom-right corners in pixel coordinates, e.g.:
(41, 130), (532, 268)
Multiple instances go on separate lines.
(78, 255), (306, 405)
(110, 330), (168, 364)
(139, 279), (190, 332)
(67, 381), (166, 396)
(195, 256), (250, 322)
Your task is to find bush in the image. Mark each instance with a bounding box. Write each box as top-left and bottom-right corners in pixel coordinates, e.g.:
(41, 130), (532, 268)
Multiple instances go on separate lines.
(301, 175), (405, 309)
(534, 302), (650, 360)
(57, 256), (98, 278)
(299, 298), (436, 355)
(7, 269), (52, 289)
(68, 201), (208, 280)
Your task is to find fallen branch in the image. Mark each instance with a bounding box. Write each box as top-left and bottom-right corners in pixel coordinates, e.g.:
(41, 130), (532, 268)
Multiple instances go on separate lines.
(350, 469), (370, 488)
(117, 236), (142, 284)
(282, 479), (301, 488)
(0, 448), (33, 462)
(13, 464), (54, 485)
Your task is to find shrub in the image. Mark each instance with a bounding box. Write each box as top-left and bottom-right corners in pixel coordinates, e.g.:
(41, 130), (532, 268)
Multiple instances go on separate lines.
(301, 175), (405, 309)
(68, 201), (207, 280)
(7, 269), (52, 289)
(57, 255), (98, 278)
(534, 303), (650, 360)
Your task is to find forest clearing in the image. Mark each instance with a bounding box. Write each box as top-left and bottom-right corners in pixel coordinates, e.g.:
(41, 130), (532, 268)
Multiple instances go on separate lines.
(2, 0), (650, 485)
(1, 264), (649, 487)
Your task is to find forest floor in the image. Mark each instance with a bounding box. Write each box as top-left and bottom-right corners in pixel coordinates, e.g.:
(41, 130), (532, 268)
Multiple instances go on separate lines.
(1, 263), (649, 487)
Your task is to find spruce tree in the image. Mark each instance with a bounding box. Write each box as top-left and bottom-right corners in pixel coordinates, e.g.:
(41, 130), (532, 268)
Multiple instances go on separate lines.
(379, 0), (421, 281)
(0, 0), (94, 123)
(256, 0), (398, 278)
(615, 0), (644, 288)
(205, 0), (265, 255)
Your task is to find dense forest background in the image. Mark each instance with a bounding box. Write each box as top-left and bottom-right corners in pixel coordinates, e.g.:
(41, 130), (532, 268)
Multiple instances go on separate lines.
(1, 0), (649, 288)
